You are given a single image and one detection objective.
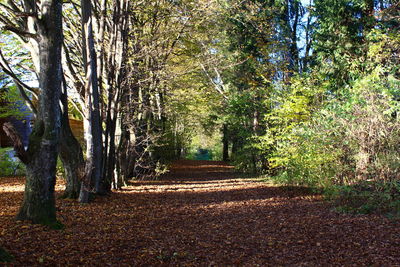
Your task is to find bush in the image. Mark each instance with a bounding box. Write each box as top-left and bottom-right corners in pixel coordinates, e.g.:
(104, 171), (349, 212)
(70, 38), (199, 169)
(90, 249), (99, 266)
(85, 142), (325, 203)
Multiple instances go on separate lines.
(271, 71), (400, 187)
(270, 107), (351, 187)
(270, 70), (400, 215)
(326, 181), (400, 216)
(0, 148), (25, 176)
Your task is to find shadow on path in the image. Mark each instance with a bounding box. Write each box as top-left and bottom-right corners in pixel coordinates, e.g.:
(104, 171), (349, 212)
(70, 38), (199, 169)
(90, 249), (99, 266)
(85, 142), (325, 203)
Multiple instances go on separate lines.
(1, 160), (399, 266)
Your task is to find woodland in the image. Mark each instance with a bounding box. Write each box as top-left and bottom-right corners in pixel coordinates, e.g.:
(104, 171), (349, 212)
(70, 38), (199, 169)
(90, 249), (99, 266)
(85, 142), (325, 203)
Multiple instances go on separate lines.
(0, 0), (400, 265)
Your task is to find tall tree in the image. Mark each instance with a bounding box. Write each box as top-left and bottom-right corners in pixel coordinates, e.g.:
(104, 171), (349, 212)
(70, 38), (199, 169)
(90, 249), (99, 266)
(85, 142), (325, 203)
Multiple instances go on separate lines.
(62, 0), (131, 192)
(78, 0), (103, 202)
(0, 1), (82, 200)
(1, 0), (64, 225)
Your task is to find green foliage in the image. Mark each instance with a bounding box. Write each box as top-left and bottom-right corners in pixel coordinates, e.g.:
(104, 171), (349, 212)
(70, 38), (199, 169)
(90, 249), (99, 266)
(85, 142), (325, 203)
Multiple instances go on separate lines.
(0, 86), (31, 119)
(271, 70), (400, 187)
(327, 181), (400, 216)
(184, 130), (223, 161)
(0, 148), (25, 176)
(253, 2), (400, 214)
(224, 88), (271, 172)
(0, 31), (35, 119)
(312, 0), (375, 89)
(56, 157), (65, 178)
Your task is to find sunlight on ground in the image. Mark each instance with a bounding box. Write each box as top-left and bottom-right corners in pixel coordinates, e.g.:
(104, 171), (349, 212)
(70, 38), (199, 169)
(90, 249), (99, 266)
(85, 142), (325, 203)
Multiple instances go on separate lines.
(127, 178), (266, 193)
(0, 177), (66, 193)
(173, 164), (235, 169)
(0, 184), (24, 192)
(194, 198), (288, 211)
(1, 161), (399, 266)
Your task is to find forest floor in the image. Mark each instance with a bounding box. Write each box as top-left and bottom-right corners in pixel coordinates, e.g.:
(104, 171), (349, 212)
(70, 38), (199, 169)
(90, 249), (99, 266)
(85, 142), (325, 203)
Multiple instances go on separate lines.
(1, 160), (400, 266)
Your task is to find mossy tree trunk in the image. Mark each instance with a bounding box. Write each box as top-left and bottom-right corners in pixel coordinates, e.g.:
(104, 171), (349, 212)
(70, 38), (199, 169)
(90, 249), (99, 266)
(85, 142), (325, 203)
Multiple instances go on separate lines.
(15, 0), (63, 225)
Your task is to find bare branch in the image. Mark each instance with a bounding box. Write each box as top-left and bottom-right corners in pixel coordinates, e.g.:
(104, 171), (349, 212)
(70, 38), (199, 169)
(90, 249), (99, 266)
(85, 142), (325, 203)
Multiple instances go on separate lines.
(199, 62), (228, 100)
(3, 122), (29, 164)
(6, 0), (21, 13)
(0, 49), (38, 114)
(2, 25), (37, 39)
(14, 11), (37, 17)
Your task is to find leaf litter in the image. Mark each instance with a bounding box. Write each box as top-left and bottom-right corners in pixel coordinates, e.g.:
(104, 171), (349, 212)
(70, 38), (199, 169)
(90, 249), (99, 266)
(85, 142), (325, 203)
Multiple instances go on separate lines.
(1, 160), (400, 266)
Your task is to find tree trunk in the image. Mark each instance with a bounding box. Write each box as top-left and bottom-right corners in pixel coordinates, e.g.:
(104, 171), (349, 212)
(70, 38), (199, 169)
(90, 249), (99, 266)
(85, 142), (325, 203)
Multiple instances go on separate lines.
(102, 113), (117, 193)
(303, 1), (312, 70)
(231, 137), (239, 155)
(59, 78), (84, 199)
(222, 124), (229, 161)
(284, 0), (300, 74)
(79, 0), (103, 202)
(115, 127), (133, 188)
(16, 0), (63, 226)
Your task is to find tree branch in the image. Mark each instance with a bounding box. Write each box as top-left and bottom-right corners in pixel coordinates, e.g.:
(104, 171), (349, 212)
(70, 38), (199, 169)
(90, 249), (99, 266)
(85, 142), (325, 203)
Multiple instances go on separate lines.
(0, 49), (38, 114)
(2, 25), (37, 39)
(3, 122), (29, 164)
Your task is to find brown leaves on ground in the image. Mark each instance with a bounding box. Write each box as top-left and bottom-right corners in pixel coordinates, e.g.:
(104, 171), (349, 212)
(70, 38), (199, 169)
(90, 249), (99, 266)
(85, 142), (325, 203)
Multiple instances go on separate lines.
(1, 160), (400, 266)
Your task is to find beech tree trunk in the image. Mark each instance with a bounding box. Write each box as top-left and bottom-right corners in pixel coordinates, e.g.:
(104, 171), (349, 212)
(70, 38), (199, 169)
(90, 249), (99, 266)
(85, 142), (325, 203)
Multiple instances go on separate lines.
(16, 0), (63, 226)
(79, 0), (103, 202)
(59, 78), (84, 199)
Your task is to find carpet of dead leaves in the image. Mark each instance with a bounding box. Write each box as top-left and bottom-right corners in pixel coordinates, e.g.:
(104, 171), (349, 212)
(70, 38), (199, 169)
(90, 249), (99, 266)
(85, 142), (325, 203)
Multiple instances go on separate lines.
(1, 159), (400, 266)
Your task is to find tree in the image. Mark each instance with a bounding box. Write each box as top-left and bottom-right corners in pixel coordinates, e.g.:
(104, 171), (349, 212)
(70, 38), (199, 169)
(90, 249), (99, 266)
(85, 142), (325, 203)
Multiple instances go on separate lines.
(78, 0), (103, 202)
(0, 1), (83, 200)
(62, 0), (131, 192)
(1, 0), (64, 226)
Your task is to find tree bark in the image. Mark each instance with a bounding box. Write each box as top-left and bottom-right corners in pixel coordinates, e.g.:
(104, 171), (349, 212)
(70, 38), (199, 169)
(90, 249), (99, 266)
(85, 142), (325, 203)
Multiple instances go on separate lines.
(79, 0), (103, 202)
(16, 0), (63, 226)
(2, 123), (28, 164)
(59, 78), (84, 199)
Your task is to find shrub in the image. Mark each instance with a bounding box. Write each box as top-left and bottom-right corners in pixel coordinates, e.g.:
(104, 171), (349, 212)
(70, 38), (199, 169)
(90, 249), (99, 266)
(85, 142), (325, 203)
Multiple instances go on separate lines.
(0, 148), (25, 176)
(272, 70), (400, 187)
(327, 181), (400, 216)
(269, 70), (400, 215)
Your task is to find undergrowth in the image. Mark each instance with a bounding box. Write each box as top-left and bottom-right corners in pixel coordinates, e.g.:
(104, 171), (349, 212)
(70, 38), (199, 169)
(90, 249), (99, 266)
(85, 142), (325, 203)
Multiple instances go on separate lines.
(325, 181), (400, 218)
(0, 148), (25, 177)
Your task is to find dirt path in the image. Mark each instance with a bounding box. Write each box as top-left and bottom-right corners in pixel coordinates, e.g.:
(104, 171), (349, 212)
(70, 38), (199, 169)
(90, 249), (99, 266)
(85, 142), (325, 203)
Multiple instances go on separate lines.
(1, 160), (400, 266)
